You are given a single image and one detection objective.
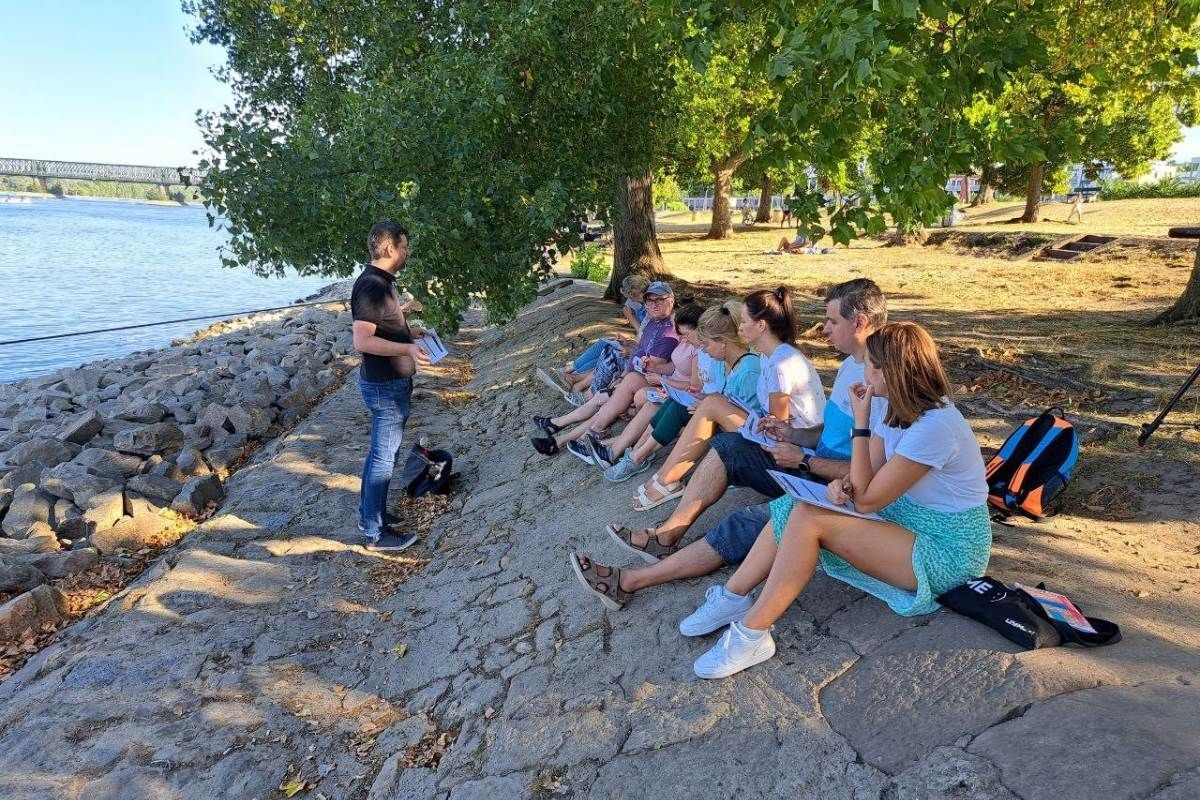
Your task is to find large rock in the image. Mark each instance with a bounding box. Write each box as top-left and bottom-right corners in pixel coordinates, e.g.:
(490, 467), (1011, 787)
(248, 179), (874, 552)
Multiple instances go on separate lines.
(201, 403), (272, 440)
(73, 448), (142, 479)
(0, 561), (48, 593)
(56, 409), (104, 445)
(81, 488), (125, 532)
(2, 484), (54, 538)
(11, 406), (48, 433)
(126, 474), (183, 505)
(0, 526), (60, 555)
(171, 474), (225, 519)
(91, 515), (171, 555)
(13, 548), (98, 579)
(1, 437), (80, 469)
(175, 447), (211, 477)
(64, 368), (103, 395)
(113, 422), (183, 457)
(116, 400), (169, 424)
(0, 584), (68, 641)
(40, 462), (119, 506)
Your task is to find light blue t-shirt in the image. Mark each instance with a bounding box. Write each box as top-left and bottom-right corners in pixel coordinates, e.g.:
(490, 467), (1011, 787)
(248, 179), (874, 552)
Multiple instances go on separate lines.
(722, 354), (763, 413)
(624, 298), (648, 325)
(697, 350), (726, 394)
(815, 356), (888, 459)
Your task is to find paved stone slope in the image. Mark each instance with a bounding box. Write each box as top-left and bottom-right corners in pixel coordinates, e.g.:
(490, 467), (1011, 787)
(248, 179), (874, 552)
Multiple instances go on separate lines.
(0, 282), (1195, 800)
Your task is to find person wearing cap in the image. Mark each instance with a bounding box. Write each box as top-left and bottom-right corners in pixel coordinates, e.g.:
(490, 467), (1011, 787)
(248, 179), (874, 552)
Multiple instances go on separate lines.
(531, 281), (679, 457)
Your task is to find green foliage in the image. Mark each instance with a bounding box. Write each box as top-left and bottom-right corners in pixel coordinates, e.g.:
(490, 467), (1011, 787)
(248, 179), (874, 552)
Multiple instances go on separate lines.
(186, 0), (676, 333)
(653, 173), (688, 211)
(586, 260), (612, 284)
(0, 176), (42, 193)
(570, 244), (606, 279)
(1100, 177), (1200, 199)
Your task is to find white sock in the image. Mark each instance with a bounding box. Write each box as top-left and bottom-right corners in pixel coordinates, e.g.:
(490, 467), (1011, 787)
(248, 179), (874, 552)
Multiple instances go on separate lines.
(734, 621), (768, 640)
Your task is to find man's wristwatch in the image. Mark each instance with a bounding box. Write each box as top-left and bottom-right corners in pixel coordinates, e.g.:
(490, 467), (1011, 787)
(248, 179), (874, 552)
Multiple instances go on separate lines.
(798, 453), (813, 474)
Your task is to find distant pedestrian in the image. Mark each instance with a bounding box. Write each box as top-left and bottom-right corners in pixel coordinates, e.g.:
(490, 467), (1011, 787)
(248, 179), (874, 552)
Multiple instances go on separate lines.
(1066, 194), (1084, 224)
(350, 221), (431, 551)
(780, 196), (792, 228)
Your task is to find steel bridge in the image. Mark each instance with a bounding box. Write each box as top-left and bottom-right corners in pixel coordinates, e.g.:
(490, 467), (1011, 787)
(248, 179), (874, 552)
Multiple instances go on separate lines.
(0, 157), (206, 191)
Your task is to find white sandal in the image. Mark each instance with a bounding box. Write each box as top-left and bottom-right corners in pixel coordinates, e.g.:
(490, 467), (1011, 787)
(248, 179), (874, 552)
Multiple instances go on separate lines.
(633, 475), (683, 512)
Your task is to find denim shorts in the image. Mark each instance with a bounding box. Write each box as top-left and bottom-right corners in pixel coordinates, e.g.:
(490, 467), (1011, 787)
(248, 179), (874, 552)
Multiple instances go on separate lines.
(710, 432), (786, 498)
(704, 502), (771, 564)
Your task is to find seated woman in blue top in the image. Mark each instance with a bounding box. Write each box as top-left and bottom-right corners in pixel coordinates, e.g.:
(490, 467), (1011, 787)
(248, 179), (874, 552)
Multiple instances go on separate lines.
(685, 321), (992, 679)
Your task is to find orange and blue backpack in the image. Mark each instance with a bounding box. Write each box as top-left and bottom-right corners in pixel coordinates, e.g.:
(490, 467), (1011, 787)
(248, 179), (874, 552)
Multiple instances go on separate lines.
(984, 407), (1079, 519)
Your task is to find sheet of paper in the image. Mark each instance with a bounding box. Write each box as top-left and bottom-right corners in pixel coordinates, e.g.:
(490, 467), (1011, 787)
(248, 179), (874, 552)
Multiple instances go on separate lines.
(664, 383), (699, 408)
(418, 329), (448, 364)
(1014, 583), (1097, 633)
(766, 470), (883, 520)
(738, 410), (777, 448)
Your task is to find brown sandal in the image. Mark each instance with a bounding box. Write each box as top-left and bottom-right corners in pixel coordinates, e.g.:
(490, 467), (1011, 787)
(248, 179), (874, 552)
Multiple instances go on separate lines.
(568, 552), (632, 611)
(606, 524), (679, 564)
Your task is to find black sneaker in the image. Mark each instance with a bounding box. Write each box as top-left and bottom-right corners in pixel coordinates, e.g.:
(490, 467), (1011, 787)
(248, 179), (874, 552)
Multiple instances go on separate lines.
(365, 532), (419, 552)
(565, 439), (596, 465)
(533, 415), (563, 436)
(585, 432), (614, 468)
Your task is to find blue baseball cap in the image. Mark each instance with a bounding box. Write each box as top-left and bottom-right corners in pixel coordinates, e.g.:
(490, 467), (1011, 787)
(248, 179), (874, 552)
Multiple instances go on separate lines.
(644, 281), (674, 298)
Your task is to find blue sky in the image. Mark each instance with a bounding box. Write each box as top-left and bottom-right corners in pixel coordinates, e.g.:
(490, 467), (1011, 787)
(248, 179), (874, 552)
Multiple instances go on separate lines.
(0, 3), (230, 167)
(1, 4), (1199, 168)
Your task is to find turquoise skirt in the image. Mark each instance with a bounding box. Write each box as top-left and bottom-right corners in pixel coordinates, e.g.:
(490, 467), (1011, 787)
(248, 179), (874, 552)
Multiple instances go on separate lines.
(768, 494), (992, 616)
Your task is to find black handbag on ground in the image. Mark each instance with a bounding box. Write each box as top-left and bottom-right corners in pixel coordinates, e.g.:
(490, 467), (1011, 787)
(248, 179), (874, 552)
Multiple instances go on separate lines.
(937, 576), (1121, 650)
(400, 442), (454, 497)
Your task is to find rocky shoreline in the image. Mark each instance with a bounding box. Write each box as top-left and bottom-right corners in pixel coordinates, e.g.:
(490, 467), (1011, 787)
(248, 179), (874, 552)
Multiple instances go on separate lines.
(0, 280), (355, 644)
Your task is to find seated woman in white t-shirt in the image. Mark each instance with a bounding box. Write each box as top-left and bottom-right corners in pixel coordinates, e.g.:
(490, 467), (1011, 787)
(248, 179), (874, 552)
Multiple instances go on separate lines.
(682, 321), (992, 679)
(631, 286), (826, 512)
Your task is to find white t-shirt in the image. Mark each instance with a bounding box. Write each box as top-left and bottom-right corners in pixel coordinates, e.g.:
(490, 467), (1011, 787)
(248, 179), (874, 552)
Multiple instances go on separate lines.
(757, 343), (826, 429)
(869, 401), (988, 512)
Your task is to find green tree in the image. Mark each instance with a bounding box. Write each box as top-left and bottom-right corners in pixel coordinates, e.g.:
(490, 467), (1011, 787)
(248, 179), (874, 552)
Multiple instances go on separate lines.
(186, 0), (673, 329)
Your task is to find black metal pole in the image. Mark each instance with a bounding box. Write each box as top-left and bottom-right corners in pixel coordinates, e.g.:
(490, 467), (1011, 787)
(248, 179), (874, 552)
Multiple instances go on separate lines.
(1138, 361), (1200, 447)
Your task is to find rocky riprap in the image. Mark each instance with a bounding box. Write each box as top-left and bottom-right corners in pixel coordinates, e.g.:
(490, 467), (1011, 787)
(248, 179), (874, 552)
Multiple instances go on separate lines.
(0, 284), (355, 640)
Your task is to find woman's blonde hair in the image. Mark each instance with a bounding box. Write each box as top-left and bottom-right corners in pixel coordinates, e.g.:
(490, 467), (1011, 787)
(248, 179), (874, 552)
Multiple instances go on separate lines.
(866, 321), (950, 428)
(697, 301), (745, 348)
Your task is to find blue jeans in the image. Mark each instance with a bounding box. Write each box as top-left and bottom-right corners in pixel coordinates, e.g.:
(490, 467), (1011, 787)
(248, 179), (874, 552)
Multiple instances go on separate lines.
(704, 503), (772, 564)
(359, 376), (413, 540)
(573, 339), (607, 372)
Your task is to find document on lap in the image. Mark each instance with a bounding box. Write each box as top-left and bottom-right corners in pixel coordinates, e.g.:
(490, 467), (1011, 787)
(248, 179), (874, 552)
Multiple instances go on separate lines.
(418, 329), (449, 364)
(664, 383), (699, 408)
(766, 470), (883, 521)
(738, 410), (776, 448)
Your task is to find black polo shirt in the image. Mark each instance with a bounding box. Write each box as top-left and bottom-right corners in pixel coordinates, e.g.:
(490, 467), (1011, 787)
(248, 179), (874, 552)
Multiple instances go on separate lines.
(350, 264), (416, 382)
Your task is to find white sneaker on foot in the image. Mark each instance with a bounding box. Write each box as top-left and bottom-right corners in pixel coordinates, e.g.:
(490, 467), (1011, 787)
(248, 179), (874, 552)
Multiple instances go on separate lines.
(678, 584), (753, 636)
(693, 620), (776, 679)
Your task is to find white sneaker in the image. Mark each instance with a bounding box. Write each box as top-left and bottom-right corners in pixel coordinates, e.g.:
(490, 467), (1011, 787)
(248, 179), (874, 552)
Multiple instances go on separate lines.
(693, 620), (776, 679)
(678, 585), (754, 637)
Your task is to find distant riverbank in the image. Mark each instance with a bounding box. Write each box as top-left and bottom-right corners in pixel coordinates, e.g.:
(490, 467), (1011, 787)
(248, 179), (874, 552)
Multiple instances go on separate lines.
(1, 190), (187, 206)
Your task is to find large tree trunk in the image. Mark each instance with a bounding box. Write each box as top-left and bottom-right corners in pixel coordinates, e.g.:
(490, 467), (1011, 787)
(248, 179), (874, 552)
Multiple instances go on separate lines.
(754, 173), (773, 223)
(606, 171), (664, 301)
(1019, 163), (1044, 223)
(1152, 242), (1200, 324)
(705, 155), (748, 239)
(971, 165), (997, 207)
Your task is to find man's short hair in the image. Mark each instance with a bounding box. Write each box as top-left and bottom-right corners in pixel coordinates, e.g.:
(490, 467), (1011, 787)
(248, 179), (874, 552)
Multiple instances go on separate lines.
(368, 221), (409, 259)
(826, 278), (887, 328)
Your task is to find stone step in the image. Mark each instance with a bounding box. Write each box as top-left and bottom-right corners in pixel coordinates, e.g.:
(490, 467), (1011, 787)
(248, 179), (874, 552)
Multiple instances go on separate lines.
(1037, 248), (1081, 261)
(1063, 240), (1102, 252)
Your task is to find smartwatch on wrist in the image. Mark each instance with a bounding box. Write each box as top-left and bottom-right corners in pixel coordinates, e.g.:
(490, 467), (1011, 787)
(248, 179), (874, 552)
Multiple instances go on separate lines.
(851, 427), (872, 438)
(798, 453), (813, 474)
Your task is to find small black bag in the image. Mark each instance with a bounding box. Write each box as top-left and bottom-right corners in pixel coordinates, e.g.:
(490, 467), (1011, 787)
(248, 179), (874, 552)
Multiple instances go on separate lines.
(400, 443), (454, 497)
(937, 576), (1121, 650)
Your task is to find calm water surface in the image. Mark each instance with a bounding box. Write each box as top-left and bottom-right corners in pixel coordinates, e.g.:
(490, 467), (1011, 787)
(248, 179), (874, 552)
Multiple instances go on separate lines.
(0, 197), (332, 382)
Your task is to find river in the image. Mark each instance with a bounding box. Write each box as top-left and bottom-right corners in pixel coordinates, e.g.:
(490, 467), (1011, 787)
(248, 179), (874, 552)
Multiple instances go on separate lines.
(0, 197), (332, 383)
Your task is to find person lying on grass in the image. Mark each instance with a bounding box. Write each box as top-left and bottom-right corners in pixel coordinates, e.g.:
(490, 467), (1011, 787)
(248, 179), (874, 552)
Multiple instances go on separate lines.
(629, 286), (826, 514)
(530, 282), (679, 456)
(574, 303), (704, 468)
(684, 321), (992, 679)
(570, 278), (890, 605)
(598, 300), (760, 482)
(538, 275), (649, 399)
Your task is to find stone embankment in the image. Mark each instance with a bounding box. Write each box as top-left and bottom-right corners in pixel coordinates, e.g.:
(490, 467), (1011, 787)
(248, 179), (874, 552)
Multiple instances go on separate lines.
(0, 281), (1195, 799)
(0, 283), (354, 641)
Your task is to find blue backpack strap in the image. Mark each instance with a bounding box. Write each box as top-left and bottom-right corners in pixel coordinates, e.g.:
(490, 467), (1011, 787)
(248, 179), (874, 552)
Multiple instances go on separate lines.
(1006, 416), (1076, 505)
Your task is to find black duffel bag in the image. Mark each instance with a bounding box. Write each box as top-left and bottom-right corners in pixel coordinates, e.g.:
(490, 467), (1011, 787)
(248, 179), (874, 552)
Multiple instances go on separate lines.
(937, 576), (1121, 650)
(400, 441), (454, 497)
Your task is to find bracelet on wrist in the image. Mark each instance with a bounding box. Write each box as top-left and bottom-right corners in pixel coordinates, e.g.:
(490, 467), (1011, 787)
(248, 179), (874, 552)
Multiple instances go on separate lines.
(851, 427), (872, 438)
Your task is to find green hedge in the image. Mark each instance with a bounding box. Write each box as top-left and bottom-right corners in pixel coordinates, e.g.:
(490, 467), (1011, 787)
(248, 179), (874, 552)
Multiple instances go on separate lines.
(1098, 177), (1200, 200)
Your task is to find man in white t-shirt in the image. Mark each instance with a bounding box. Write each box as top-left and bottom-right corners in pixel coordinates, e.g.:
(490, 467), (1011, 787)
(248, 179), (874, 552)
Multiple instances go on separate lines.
(571, 280), (890, 609)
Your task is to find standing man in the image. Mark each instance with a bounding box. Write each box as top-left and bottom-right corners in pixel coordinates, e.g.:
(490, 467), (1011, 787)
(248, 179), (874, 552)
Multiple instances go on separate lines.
(351, 221), (430, 551)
